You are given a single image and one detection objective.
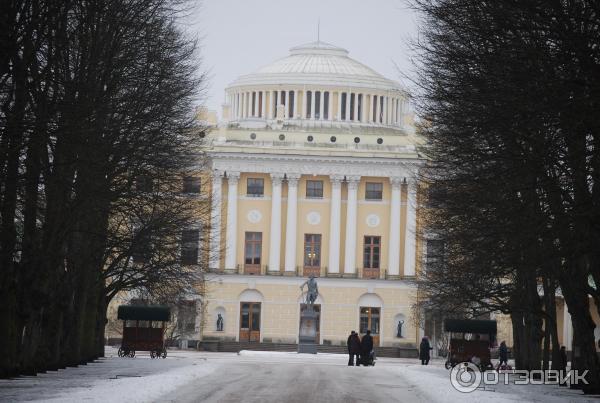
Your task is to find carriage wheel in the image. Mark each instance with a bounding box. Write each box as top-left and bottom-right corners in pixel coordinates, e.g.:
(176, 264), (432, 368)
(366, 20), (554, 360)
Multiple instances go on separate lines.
(129, 350), (136, 358)
(118, 347), (124, 358)
(161, 348), (167, 359)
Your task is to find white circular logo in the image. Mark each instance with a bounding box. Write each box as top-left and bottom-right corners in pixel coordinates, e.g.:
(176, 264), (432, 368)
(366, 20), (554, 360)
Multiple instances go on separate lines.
(306, 211), (321, 225)
(247, 210), (262, 224)
(366, 214), (380, 228)
(450, 362), (481, 393)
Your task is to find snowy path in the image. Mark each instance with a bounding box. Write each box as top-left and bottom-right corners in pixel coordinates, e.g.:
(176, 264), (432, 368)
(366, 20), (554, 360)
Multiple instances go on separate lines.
(0, 348), (597, 402)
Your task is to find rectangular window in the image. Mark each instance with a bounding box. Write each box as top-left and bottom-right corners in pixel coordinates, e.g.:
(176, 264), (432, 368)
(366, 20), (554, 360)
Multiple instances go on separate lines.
(177, 300), (196, 333)
(365, 182), (383, 200)
(244, 232), (262, 274)
(288, 91), (294, 118)
(350, 93), (355, 120)
(306, 180), (323, 198)
(258, 92), (263, 117)
(251, 92), (256, 116)
(303, 234), (321, 276)
(247, 178), (264, 197)
(132, 227), (152, 264)
(341, 92), (347, 120)
(315, 91), (321, 119)
(181, 229), (199, 265)
(379, 96), (384, 123)
(363, 236), (381, 269)
(426, 239), (445, 270)
(323, 92), (329, 119)
(306, 91), (312, 118)
(136, 175), (153, 193)
(182, 176), (201, 194)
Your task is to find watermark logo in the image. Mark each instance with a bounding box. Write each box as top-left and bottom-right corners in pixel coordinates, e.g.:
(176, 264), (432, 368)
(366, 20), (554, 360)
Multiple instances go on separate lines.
(449, 362), (589, 393)
(450, 362), (482, 393)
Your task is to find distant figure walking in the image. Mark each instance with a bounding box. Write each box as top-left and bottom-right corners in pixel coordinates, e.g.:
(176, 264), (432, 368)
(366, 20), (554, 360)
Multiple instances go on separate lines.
(419, 336), (432, 365)
(497, 340), (508, 369)
(347, 331), (361, 366)
(558, 346), (568, 387)
(360, 330), (374, 366)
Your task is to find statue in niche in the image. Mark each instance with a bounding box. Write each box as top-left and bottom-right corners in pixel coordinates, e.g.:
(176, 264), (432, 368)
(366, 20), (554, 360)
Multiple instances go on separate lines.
(216, 313), (224, 331)
(397, 320), (404, 338)
(300, 275), (319, 311)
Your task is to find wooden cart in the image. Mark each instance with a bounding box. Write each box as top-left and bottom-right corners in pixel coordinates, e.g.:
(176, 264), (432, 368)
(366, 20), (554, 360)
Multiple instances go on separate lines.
(117, 305), (171, 359)
(444, 319), (497, 371)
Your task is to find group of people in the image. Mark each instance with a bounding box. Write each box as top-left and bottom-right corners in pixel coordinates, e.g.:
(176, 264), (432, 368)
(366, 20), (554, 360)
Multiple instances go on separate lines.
(347, 330), (374, 366)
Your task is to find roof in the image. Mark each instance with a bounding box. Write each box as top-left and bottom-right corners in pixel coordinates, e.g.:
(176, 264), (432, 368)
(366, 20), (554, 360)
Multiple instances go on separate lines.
(444, 319), (497, 334)
(228, 41), (403, 92)
(117, 305), (171, 321)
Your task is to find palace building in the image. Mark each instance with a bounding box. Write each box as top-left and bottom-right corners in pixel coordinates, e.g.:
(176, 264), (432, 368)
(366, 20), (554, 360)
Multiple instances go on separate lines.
(200, 40), (426, 349)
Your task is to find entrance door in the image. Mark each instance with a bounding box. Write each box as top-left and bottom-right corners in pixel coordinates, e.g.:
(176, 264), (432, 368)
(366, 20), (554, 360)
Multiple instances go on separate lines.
(299, 304), (321, 343)
(239, 302), (261, 342)
(359, 307), (380, 347)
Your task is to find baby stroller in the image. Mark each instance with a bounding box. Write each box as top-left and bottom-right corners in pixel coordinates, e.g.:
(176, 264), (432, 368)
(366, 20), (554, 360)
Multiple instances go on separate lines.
(361, 350), (376, 366)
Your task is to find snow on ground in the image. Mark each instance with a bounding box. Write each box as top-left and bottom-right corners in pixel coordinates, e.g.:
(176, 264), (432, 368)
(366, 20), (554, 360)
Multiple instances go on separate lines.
(393, 358), (598, 403)
(0, 347), (218, 403)
(0, 348), (598, 402)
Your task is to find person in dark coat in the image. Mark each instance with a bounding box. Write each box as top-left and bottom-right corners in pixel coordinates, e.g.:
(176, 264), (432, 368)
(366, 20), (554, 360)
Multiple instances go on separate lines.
(558, 346), (568, 387)
(497, 341), (508, 369)
(419, 336), (432, 365)
(360, 330), (374, 366)
(347, 331), (361, 366)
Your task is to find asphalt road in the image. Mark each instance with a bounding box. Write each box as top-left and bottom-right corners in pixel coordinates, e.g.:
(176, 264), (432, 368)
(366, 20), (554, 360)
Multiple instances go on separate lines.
(167, 354), (427, 403)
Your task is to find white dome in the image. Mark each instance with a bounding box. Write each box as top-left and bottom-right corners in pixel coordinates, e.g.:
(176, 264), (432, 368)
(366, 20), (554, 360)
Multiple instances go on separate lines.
(228, 41), (402, 92)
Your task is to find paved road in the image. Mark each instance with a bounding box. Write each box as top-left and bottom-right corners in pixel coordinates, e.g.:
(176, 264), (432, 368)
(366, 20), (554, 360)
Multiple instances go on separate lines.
(166, 354), (427, 403)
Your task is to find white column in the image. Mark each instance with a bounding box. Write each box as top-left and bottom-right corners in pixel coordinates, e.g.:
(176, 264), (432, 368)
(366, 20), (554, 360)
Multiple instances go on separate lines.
(302, 89), (308, 119)
(353, 93), (358, 121)
(327, 91), (333, 120)
(345, 91), (351, 121)
(344, 176), (360, 274)
(240, 93), (245, 118)
(253, 91), (258, 117)
(388, 177), (402, 276)
(563, 303), (573, 349)
(328, 175), (344, 274)
(271, 90), (276, 119)
(337, 91), (342, 120)
(209, 171), (223, 269)
(225, 172), (240, 270)
(310, 89), (316, 120)
(383, 96), (388, 125)
(284, 174), (301, 273)
(319, 90), (325, 120)
(269, 173), (284, 272)
(261, 91), (266, 118)
(403, 178), (417, 276)
(293, 90), (298, 119)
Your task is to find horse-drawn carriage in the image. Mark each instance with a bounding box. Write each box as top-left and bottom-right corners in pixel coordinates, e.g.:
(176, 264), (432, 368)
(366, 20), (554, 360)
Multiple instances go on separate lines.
(117, 305), (171, 359)
(444, 319), (497, 371)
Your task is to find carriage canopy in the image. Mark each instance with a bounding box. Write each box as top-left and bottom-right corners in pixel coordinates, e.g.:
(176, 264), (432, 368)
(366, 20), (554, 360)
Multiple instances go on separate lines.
(444, 319), (497, 335)
(117, 305), (171, 322)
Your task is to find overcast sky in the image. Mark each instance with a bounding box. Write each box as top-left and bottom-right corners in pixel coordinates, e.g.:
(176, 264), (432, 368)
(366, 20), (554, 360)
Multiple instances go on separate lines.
(185, 0), (419, 111)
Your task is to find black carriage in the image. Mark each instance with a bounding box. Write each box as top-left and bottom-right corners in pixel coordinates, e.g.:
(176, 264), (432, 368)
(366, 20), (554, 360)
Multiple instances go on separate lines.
(444, 319), (497, 370)
(117, 305), (171, 359)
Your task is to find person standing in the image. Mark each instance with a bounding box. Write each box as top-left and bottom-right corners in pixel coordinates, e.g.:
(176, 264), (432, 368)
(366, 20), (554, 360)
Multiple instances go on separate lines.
(419, 336), (432, 365)
(497, 340), (508, 369)
(360, 330), (374, 366)
(558, 346), (568, 387)
(347, 331), (361, 366)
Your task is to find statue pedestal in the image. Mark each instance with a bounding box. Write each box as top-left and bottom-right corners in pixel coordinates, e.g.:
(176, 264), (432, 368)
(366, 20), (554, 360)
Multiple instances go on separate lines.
(298, 308), (318, 354)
